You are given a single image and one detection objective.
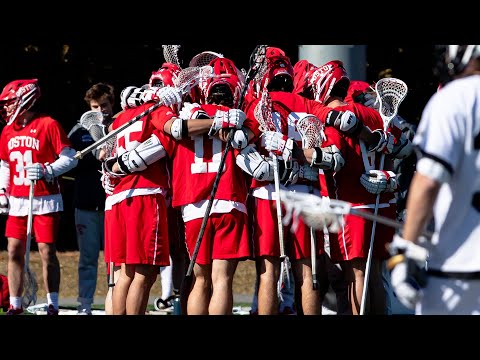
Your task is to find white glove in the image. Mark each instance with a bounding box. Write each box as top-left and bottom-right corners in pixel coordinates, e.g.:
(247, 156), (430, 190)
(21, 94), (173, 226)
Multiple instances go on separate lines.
(178, 102), (209, 120)
(390, 259), (424, 310)
(100, 172), (117, 196)
(360, 170), (397, 194)
(0, 188), (9, 215)
(389, 234), (429, 267)
(145, 86), (182, 107)
(25, 163), (54, 182)
(363, 92), (379, 110)
(325, 110), (361, 136)
(208, 109), (246, 136)
(264, 131), (295, 163)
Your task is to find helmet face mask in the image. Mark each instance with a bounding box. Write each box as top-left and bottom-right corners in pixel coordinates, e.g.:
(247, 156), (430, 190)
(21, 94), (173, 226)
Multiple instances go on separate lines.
(204, 57), (243, 108)
(0, 79), (40, 125)
(149, 62), (181, 89)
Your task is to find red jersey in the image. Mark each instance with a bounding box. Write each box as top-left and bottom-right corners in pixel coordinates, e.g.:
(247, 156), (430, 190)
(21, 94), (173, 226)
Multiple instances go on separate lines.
(161, 103), (250, 208)
(245, 91), (331, 190)
(110, 103), (173, 194)
(320, 102), (394, 205)
(0, 114), (71, 197)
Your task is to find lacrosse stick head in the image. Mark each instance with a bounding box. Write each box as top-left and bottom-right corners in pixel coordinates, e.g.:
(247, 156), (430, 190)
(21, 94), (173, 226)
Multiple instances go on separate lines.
(375, 77), (408, 129)
(189, 50), (224, 68)
(296, 115), (325, 149)
(254, 89), (276, 133)
(149, 62), (181, 88)
(162, 45), (182, 69)
(22, 267), (38, 308)
(280, 190), (350, 233)
(79, 110), (106, 141)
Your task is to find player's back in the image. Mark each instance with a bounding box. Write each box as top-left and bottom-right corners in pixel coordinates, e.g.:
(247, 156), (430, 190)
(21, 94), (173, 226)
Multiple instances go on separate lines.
(415, 74), (480, 272)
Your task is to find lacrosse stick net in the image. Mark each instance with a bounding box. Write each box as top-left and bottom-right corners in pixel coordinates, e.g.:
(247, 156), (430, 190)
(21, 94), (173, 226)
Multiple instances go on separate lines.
(79, 110), (116, 158)
(22, 180), (38, 308)
(254, 88), (291, 295)
(189, 51), (224, 68)
(359, 77), (409, 314)
(162, 45), (182, 68)
(75, 65), (216, 160)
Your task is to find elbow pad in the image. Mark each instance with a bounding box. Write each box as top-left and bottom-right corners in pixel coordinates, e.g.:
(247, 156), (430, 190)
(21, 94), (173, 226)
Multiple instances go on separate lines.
(170, 117), (189, 140)
(44, 147), (78, 182)
(117, 134), (166, 174)
(310, 145), (345, 172)
(231, 128), (249, 150)
(236, 145), (273, 181)
(0, 160), (10, 192)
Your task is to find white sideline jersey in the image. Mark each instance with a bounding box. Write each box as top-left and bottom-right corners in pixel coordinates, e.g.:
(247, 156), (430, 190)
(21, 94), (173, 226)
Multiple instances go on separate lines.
(414, 74), (480, 272)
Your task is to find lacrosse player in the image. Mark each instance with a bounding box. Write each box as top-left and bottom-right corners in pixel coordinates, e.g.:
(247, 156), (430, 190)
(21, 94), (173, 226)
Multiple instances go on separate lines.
(99, 63), (183, 315)
(0, 79), (78, 315)
(396, 45), (480, 314)
(241, 47), (350, 315)
(66, 82), (116, 315)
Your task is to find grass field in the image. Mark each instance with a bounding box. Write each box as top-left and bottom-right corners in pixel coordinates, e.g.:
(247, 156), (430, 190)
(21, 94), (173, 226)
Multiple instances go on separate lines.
(0, 250), (257, 311)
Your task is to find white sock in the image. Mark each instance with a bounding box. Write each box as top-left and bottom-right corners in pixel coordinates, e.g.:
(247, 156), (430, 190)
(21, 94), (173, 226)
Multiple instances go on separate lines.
(10, 296), (22, 309)
(160, 259), (173, 300)
(47, 292), (59, 309)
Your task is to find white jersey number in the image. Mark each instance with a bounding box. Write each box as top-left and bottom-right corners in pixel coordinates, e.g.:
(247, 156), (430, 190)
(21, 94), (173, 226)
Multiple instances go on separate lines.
(10, 150), (33, 186)
(190, 135), (224, 174)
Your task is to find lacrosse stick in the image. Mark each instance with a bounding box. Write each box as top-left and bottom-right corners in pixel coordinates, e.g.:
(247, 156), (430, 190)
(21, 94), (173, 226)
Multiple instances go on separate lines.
(22, 180), (38, 308)
(162, 45), (182, 68)
(75, 65), (217, 160)
(296, 114), (325, 290)
(254, 87), (292, 295)
(279, 190), (433, 238)
(359, 77), (408, 315)
(78, 110), (116, 158)
(180, 45), (267, 315)
(189, 50), (224, 67)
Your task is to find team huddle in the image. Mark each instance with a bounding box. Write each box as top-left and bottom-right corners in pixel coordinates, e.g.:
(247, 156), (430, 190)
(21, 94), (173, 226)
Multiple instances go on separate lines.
(1, 45), (479, 315)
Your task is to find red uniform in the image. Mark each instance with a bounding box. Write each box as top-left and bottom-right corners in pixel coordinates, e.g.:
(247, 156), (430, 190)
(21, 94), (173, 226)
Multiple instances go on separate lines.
(0, 114), (71, 243)
(245, 91), (332, 260)
(158, 103), (252, 265)
(104, 103), (174, 266)
(320, 102), (396, 262)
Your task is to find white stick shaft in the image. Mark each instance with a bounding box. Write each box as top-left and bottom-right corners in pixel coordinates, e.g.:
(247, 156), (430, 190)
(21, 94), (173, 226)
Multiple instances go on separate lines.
(272, 156), (286, 259)
(25, 180), (35, 268)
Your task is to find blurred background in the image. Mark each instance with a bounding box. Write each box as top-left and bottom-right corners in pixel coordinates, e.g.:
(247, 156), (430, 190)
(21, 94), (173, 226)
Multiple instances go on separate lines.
(0, 43), (439, 250)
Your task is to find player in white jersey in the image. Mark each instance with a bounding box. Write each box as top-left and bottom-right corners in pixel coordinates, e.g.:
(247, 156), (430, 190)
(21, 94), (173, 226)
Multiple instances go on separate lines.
(395, 45), (480, 314)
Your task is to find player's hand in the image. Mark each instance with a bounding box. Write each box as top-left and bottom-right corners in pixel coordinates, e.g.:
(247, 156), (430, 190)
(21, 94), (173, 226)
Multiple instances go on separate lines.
(147, 86), (183, 106)
(264, 131), (294, 163)
(360, 170), (397, 194)
(208, 109), (246, 136)
(25, 163), (46, 181)
(363, 92), (379, 110)
(178, 102), (208, 120)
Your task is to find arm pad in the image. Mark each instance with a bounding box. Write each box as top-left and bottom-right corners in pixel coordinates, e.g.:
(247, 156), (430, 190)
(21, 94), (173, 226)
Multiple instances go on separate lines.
(236, 145), (273, 181)
(44, 147), (79, 181)
(0, 160), (10, 192)
(117, 134), (166, 174)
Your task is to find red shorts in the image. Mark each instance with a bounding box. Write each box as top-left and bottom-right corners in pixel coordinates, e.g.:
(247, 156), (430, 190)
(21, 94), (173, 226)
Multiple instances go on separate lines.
(329, 204), (396, 262)
(184, 209), (250, 265)
(107, 194), (170, 266)
(252, 198), (324, 260)
(5, 213), (60, 243)
(104, 209), (121, 267)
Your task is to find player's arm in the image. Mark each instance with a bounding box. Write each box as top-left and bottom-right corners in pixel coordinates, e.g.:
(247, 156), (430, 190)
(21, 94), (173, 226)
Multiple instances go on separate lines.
(25, 147), (78, 183)
(105, 133), (167, 175)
